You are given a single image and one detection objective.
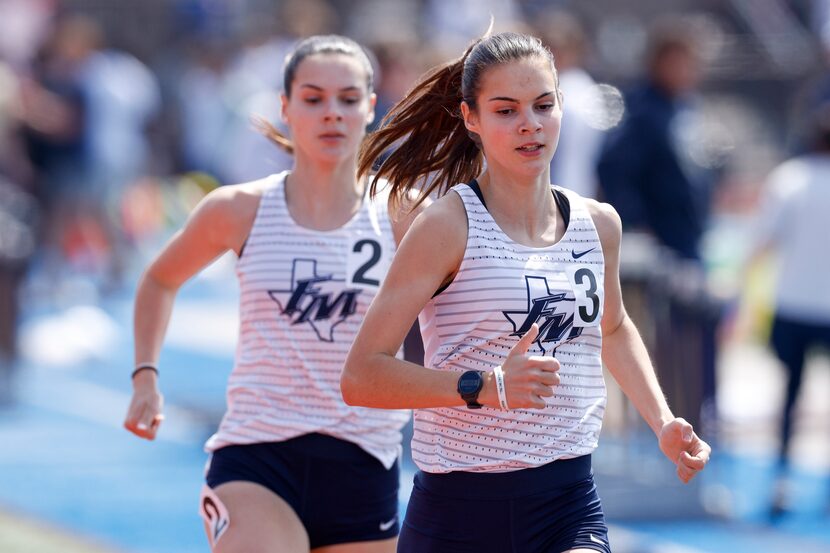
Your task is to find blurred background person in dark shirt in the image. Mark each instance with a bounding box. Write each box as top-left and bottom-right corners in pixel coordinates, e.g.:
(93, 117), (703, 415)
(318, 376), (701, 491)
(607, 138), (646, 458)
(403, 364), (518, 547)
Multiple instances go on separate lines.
(597, 19), (714, 261)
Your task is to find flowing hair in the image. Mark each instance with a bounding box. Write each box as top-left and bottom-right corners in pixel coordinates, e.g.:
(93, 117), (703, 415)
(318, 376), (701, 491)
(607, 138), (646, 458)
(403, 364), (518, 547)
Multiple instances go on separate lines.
(256, 34), (374, 155)
(359, 32), (557, 209)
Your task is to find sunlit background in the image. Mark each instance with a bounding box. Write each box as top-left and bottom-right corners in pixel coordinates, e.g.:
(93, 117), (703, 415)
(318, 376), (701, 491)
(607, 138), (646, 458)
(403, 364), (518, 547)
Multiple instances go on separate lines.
(1, 0), (829, 552)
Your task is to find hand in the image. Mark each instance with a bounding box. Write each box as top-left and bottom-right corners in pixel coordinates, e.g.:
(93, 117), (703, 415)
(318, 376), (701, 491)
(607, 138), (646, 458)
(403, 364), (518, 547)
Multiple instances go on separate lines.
(124, 373), (165, 440)
(492, 324), (561, 410)
(659, 418), (711, 483)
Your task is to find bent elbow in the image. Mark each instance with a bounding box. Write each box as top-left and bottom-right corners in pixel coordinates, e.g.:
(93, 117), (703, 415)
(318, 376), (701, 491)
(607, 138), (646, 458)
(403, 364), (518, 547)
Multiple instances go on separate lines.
(340, 363), (365, 406)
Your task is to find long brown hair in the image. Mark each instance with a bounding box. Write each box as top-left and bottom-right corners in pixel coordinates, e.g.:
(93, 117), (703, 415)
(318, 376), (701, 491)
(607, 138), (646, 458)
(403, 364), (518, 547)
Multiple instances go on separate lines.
(257, 34), (375, 155)
(359, 32), (557, 209)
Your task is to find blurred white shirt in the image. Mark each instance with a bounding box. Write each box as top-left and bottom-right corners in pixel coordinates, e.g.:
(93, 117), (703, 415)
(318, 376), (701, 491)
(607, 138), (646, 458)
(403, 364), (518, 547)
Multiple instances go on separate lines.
(755, 154), (830, 324)
(550, 67), (605, 198)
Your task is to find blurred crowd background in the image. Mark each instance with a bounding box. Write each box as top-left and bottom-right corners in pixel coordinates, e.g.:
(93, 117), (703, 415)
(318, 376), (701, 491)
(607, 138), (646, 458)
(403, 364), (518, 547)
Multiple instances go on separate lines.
(1, 0), (829, 551)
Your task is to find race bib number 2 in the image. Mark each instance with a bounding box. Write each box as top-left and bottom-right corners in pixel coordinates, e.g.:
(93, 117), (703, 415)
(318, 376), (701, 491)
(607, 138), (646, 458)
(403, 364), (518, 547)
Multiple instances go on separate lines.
(346, 235), (391, 288)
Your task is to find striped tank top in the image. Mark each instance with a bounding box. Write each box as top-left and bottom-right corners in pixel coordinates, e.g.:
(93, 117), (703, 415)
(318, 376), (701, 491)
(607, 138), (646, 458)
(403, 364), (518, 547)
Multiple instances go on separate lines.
(205, 171), (410, 469)
(414, 182), (606, 473)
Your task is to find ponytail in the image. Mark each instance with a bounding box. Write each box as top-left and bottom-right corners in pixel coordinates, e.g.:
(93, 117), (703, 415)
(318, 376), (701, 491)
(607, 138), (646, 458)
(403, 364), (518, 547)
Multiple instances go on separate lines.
(254, 117), (294, 155)
(359, 42), (483, 210)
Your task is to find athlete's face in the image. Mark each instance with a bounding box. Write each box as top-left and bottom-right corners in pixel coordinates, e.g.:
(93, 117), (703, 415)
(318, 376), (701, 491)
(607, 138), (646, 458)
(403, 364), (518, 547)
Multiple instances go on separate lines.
(282, 53), (376, 164)
(461, 56), (562, 179)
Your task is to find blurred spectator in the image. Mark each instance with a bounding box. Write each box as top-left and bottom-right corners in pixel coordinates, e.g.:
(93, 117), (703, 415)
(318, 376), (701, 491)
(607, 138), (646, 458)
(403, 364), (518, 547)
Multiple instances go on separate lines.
(0, 59), (38, 405)
(368, 39), (425, 127)
(596, 19), (714, 261)
(212, 0), (336, 184)
(176, 39), (231, 178)
(23, 14), (160, 293)
(747, 104), (830, 518)
(19, 15), (89, 292)
(422, 0), (524, 54)
(0, 0), (52, 69)
(536, 11), (605, 198)
(79, 20), (160, 286)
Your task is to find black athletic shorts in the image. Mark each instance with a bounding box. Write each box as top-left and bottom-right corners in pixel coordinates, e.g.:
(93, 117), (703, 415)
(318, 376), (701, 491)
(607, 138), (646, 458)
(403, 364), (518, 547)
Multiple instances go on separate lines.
(205, 433), (400, 548)
(398, 454), (610, 553)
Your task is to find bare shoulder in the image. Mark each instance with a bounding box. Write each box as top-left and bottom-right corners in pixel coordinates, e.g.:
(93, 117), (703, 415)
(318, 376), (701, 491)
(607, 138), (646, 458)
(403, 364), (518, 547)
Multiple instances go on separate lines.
(391, 189), (468, 288)
(411, 190), (467, 239)
(584, 198), (622, 252)
(191, 178), (272, 251)
(202, 179), (268, 216)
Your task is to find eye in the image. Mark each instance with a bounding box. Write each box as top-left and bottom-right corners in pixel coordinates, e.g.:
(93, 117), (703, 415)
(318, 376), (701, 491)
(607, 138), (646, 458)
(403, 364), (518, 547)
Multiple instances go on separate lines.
(536, 103), (555, 112)
(303, 97), (322, 104)
(341, 97), (360, 105)
(496, 108), (514, 116)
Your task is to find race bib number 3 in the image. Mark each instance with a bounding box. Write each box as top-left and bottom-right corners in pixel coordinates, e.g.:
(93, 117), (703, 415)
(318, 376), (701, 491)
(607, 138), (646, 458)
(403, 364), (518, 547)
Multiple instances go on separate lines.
(565, 265), (603, 327)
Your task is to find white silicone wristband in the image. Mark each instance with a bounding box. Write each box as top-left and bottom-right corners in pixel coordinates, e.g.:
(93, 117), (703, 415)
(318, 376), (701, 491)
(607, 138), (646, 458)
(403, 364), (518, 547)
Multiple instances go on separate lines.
(493, 365), (509, 411)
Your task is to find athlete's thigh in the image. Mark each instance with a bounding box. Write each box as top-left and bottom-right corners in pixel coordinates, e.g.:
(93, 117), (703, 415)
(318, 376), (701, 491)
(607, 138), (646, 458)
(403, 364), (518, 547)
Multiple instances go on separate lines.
(209, 480), (309, 553)
(312, 537), (396, 553)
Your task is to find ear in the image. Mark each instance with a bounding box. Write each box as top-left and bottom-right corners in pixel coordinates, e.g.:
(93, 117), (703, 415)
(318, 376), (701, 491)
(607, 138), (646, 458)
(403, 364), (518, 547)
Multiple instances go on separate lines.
(461, 101), (479, 134)
(366, 92), (377, 126)
(280, 93), (290, 125)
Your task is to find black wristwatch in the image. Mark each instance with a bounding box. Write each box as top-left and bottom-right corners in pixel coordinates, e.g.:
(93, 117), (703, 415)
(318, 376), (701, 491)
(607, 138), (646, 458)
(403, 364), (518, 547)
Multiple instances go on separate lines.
(457, 370), (485, 409)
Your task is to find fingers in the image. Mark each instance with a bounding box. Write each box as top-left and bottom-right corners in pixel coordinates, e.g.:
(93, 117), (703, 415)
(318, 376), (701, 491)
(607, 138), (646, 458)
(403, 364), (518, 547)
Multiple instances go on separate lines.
(509, 323), (539, 357)
(676, 455), (702, 483)
(536, 370), (560, 387)
(528, 395), (547, 409)
(675, 438), (711, 484)
(124, 397), (164, 440)
(526, 356), (560, 372)
(124, 407), (154, 439)
(533, 384), (555, 398)
(679, 450), (707, 471)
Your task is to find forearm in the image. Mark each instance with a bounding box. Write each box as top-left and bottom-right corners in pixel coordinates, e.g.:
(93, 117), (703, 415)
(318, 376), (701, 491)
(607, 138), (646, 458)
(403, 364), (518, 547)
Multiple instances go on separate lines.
(342, 352), (496, 409)
(133, 271), (178, 384)
(602, 315), (673, 436)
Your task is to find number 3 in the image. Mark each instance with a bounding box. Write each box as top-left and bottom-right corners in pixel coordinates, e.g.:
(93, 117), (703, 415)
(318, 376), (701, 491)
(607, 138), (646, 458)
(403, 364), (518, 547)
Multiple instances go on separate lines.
(574, 268), (599, 323)
(567, 266), (601, 326)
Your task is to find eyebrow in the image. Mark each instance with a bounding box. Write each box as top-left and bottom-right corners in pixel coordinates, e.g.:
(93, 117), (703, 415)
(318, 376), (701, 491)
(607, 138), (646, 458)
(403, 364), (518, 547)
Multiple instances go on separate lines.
(299, 84), (362, 93)
(487, 91), (554, 102)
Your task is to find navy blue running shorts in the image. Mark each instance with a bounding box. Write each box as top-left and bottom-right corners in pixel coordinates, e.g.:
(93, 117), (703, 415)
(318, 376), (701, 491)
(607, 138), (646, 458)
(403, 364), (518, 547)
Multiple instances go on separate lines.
(398, 455), (610, 553)
(205, 433), (400, 549)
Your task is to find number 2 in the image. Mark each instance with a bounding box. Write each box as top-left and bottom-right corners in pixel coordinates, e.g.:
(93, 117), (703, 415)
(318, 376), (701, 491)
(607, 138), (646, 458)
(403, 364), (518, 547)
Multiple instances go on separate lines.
(352, 239), (381, 286)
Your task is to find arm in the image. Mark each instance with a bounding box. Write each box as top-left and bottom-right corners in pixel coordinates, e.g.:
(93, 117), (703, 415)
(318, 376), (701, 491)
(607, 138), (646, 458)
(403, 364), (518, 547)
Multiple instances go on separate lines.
(341, 193), (560, 410)
(590, 200), (711, 483)
(124, 185), (258, 440)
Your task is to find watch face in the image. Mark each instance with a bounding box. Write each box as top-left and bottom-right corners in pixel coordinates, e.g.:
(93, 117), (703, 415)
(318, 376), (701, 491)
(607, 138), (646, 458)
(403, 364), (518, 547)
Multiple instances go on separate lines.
(458, 371), (482, 395)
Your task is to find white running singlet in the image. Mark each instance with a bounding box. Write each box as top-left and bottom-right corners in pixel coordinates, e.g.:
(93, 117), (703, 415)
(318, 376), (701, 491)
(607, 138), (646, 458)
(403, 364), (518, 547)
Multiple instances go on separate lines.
(205, 171), (410, 469)
(414, 183), (607, 473)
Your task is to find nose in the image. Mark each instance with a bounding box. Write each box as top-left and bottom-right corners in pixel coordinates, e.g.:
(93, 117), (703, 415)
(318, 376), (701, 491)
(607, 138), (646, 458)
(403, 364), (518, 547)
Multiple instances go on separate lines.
(518, 109), (542, 134)
(324, 99), (343, 122)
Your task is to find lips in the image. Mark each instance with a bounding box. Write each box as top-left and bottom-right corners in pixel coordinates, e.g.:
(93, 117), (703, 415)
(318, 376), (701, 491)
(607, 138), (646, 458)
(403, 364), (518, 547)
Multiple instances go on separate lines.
(516, 143), (543, 152)
(319, 133), (346, 140)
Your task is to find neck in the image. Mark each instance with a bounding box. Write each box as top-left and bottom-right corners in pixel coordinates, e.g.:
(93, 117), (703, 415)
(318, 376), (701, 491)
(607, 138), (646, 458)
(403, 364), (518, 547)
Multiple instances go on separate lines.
(290, 151), (360, 193)
(479, 164), (552, 211)
(477, 165), (558, 246)
(286, 152), (364, 230)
